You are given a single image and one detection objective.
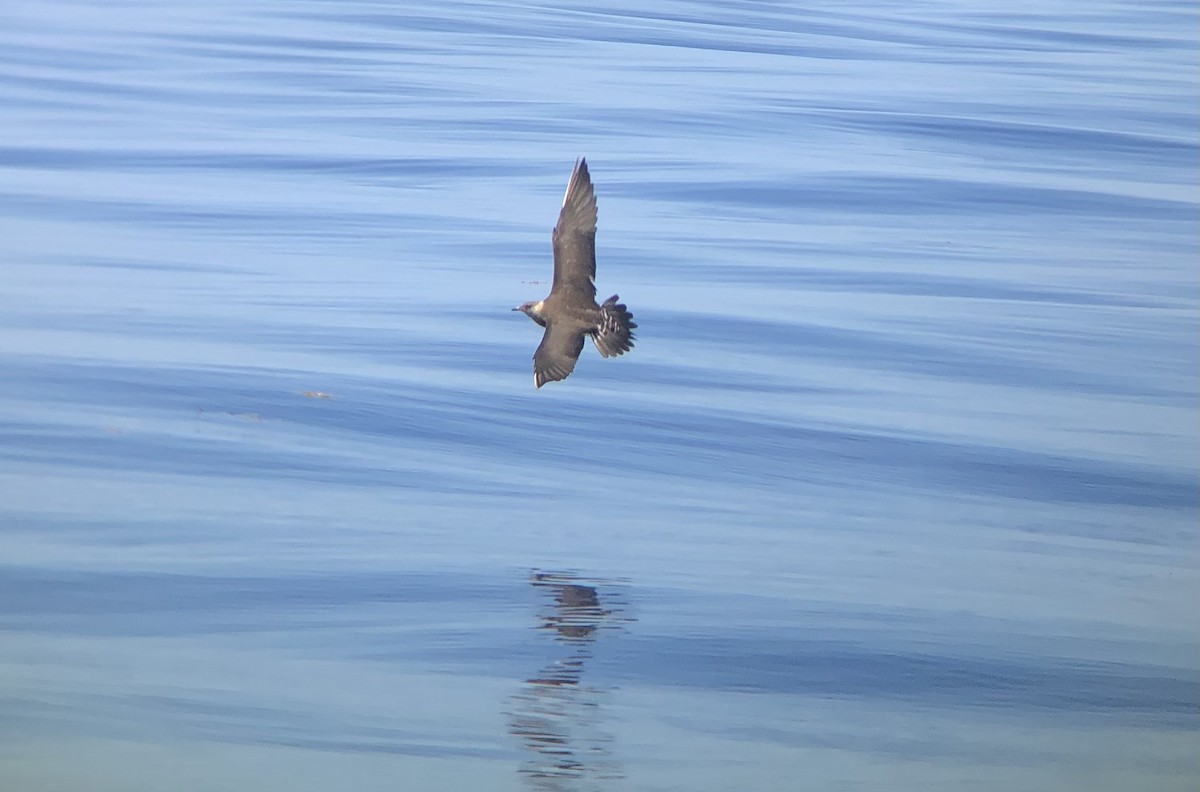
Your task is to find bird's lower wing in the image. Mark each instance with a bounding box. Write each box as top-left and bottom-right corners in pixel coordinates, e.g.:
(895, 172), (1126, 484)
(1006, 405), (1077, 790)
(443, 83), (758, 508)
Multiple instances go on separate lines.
(533, 322), (586, 388)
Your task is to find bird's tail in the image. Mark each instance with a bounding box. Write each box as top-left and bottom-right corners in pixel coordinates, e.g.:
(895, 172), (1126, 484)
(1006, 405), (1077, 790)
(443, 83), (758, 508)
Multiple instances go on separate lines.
(593, 295), (637, 358)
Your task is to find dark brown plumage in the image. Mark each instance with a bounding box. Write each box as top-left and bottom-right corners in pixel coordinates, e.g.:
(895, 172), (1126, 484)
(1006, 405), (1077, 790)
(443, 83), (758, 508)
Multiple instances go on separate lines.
(513, 158), (636, 388)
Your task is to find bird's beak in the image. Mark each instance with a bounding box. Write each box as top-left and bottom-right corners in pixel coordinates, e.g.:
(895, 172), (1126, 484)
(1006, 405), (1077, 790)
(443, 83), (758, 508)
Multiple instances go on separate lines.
(511, 306), (521, 312)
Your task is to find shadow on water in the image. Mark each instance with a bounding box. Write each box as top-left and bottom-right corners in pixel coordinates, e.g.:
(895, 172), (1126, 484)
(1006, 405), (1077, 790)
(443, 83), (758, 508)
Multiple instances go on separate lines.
(507, 570), (635, 791)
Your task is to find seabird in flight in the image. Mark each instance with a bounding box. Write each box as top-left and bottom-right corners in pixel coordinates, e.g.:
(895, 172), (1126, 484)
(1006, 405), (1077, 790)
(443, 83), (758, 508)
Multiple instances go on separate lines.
(513, 158), (636, 388)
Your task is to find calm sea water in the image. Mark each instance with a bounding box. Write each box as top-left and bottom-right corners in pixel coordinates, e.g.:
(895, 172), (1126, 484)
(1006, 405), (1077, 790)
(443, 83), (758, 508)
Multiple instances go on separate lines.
(1, 1), (1196, 790)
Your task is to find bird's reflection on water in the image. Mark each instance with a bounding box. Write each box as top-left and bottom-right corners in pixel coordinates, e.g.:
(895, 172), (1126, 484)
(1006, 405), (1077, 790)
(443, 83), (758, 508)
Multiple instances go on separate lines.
(507, 570), (634, 790)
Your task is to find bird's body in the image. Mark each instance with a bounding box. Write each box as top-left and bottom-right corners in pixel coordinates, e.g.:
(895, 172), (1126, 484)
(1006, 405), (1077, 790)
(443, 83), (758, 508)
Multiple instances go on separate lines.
(514, 158), (636, 388)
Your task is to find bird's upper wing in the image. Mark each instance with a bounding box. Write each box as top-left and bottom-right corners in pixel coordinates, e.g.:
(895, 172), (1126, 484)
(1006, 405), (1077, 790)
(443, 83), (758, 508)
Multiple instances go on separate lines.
(533, 321), (586, 388)
(550, 157), (598, 302)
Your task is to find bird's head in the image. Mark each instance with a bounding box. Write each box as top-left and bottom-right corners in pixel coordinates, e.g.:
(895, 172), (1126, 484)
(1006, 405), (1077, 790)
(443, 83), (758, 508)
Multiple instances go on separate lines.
(512, 300), (547, 326)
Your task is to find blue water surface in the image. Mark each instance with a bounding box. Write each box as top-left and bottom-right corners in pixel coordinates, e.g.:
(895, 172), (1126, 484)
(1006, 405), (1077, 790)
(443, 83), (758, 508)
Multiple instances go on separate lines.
(1, 1), (1196, 790)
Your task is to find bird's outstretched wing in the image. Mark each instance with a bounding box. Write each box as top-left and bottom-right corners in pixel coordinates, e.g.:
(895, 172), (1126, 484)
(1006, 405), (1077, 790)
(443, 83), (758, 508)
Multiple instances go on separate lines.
(551, 157), (598, 303)
(533, 321), (586, 388)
